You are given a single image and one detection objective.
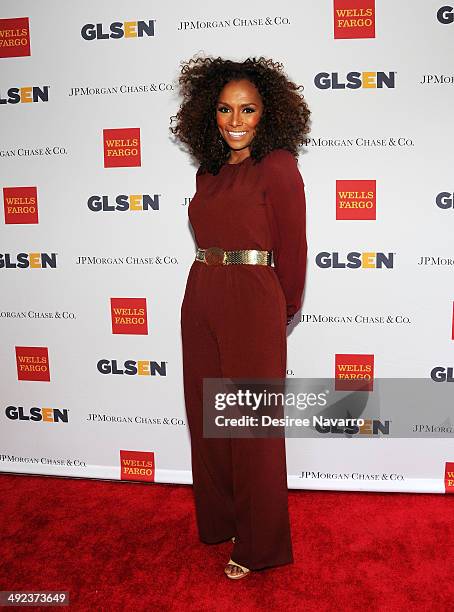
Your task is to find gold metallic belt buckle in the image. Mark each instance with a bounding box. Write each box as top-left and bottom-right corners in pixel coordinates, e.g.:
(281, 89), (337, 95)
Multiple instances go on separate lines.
(204, 246), (226, 266)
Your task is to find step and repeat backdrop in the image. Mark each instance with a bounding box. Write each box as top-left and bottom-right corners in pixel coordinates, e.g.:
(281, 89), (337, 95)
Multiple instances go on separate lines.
(1, 1), (454, 493)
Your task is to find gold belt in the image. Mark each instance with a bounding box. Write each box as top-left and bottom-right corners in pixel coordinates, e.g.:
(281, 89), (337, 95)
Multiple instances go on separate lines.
(195, 247), (272, 266)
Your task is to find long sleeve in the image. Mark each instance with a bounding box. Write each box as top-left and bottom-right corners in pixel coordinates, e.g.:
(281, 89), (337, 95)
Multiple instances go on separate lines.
(264, 149), (308, 323)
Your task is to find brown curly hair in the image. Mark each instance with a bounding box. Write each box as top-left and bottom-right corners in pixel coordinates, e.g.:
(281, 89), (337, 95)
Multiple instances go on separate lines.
(170, 55), (311, 175)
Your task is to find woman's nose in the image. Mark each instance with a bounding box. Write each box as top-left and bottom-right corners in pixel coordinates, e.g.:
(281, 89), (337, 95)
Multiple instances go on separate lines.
(229, 110), (242, 127)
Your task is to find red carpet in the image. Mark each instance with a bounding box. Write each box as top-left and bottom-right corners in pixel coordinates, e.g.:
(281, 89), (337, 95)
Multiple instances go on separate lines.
(0, 474), (452, 611)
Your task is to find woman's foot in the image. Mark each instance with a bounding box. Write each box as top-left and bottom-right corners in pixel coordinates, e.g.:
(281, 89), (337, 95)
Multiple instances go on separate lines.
(224, 558), (250, 580)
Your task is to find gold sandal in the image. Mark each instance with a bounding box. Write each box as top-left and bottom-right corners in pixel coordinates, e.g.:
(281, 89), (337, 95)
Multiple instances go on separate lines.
(224, 558), (250, 580)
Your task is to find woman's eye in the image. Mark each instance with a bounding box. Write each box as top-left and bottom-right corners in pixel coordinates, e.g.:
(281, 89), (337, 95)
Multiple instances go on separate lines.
(217, 107), (255, 113)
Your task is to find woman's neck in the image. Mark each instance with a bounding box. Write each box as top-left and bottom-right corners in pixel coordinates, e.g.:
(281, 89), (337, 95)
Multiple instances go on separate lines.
(227, 149), (251, 165)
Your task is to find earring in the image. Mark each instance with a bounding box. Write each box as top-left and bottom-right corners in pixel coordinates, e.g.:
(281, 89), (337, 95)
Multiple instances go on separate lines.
(217, 132), (226, 149)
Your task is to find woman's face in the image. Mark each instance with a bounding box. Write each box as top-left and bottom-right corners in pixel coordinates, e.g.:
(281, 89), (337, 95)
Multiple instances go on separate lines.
(216, 79), (263, 153)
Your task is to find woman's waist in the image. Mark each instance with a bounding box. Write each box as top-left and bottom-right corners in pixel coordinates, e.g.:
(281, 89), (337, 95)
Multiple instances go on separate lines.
(195, 245), (273, 267)
(195, 241), (273, 251)
(185, 260), (285, 304)
(190, 258), (279, 278)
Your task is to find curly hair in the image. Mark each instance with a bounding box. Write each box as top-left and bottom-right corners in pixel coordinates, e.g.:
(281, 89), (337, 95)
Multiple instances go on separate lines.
(170, 55), (311, 175)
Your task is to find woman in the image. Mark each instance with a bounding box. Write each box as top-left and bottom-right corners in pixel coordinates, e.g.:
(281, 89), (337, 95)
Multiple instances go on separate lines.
(171, 56), (310, 579)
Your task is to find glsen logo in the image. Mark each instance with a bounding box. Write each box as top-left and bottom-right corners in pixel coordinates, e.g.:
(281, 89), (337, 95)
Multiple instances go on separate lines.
(336, 180), (376, 220)
(445, 462), (454, 493)
(0, 17), (30, 58)
(5, 405), (68, 422)
(103, 128), (141, 168)
(3, 186), (38, 224)
(15, 346), (50, 382)
(431, 367), (454, 382)
(314, 72), (396, 89)
(437, 6), (454, 24)
(316, 252), (394, 268)
(0, 86), (49, 104)
(0, 252), (57, 268)
(120, 450), (155, 482)
(334, 0), (375, 39)
(335, 354), (374, 391)
(87, 194), (160, 211)
(111, 298), (148, 335)
(81, 20), (155, 40)
(97, 359), (167, 376)
(315, 419), (389, 435)
(452, 302), (454, 340)
(436, 192), (454, 209)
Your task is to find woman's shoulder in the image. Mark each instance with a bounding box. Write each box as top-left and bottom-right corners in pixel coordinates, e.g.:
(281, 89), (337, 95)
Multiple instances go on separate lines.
(260, 148), (305, 190)
(195, 164), (209, 184)
(261, 148), (298, 169)
(259, 148), (300, 180)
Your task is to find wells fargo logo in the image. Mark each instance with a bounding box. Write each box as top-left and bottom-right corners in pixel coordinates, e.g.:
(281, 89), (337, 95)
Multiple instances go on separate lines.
(5, 405), (68, 423)
(335, 353), (374, 391)
(3, 186), (38, 224)
(103, 128), (141, 168)
(315, 251), (394, 268)
(81, 20), (156, 41)
(0, 252), (57, 268)
(445, 462), (454, 493)
(0, 17), (30, 58)
(0, 86), (49, 104)
(334, 0), (375, 39)
(336, 180), (376, 220)
(97, 359), (167, 376)
(314, 71), (395, 89)
(120, 450), (155, 482)
(87, 193), (160, 212)
(15, 346), (50, 382)
(111, 297), (148, 335)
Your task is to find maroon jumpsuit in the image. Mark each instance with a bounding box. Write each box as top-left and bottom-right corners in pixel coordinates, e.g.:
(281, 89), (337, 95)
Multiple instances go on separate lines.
(180, 148), (307, 570)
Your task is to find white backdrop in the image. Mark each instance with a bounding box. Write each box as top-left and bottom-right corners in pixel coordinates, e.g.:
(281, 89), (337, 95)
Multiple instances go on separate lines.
(1, 0), (454, 493)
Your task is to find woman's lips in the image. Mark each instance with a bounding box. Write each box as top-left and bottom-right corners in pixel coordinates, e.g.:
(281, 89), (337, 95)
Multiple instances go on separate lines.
(226, 130), (247, 139)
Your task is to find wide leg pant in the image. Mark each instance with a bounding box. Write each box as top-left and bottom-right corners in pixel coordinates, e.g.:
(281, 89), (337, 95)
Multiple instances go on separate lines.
(180, 261), (293, 570)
